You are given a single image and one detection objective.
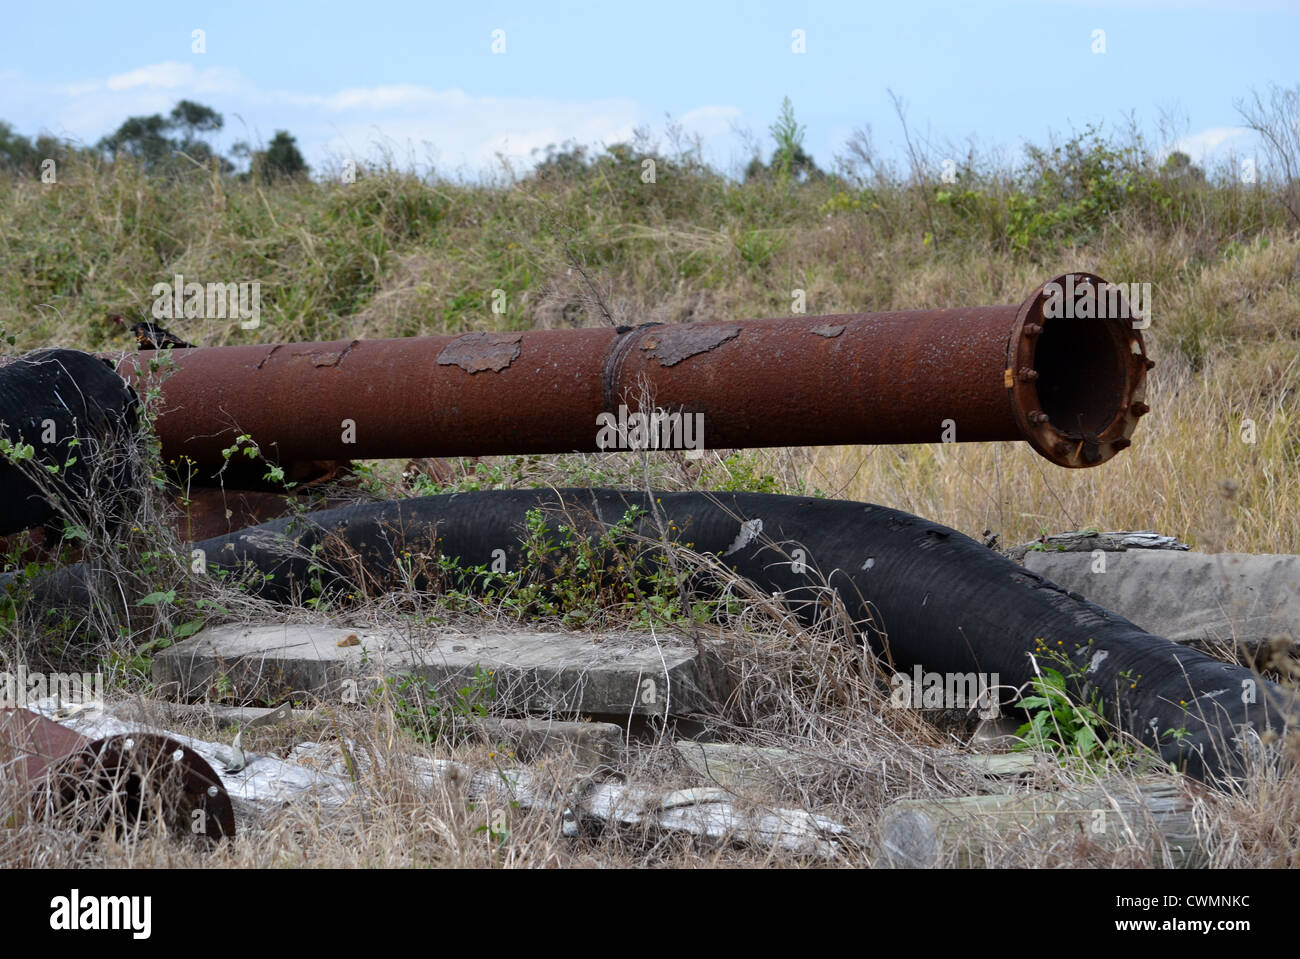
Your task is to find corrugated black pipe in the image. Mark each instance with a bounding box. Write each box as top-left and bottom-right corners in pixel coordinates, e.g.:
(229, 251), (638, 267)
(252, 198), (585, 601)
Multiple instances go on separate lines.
(17, 489), (1297, 785)
(0, 350), (138, 536)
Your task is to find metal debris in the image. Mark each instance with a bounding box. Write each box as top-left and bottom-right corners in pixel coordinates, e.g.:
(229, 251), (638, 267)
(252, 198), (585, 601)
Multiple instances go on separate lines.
(1, 703), (235, 839)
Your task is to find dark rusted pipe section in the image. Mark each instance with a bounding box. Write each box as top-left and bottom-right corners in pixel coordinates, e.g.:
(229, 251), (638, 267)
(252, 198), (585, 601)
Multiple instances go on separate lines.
(0, 707), (235, 839)
(117, 273), (1150, 471)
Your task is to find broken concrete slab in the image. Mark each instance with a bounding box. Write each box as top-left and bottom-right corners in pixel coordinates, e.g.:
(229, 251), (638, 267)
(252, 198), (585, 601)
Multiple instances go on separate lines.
(1007, 530), (1189, 562)
(1024, 551), (1299, 656)
(876, 776), (1203, 868)
(153, 624), (729, 722)
(474, 717), (624, 766)
(675, 741), (826, 792)
(301, 740), (854, 858)
(675, 741), (1042, 795)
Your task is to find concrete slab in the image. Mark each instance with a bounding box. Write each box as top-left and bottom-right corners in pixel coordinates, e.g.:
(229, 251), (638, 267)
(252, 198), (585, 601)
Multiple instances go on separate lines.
(153, 624), (728, 721)
(1024, 551), (1299, 652)
(675, 741), (1040, 794)
(474, 717), (624, 766)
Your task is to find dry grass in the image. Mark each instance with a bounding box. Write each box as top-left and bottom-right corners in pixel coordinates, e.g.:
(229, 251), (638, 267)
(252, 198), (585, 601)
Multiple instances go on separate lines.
(6, 589), (1296, 868)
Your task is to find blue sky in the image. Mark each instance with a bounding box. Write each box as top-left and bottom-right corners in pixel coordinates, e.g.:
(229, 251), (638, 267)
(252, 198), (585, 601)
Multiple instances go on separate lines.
(2, 0), (1297, 178)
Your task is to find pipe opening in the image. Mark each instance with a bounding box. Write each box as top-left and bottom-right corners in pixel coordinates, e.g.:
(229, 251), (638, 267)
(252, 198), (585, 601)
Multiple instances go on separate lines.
(1034, 316), (1128, 436)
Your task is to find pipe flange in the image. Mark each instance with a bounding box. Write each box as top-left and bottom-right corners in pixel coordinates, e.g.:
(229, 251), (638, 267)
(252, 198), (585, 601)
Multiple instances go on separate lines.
(1007, 272), (1151, 469)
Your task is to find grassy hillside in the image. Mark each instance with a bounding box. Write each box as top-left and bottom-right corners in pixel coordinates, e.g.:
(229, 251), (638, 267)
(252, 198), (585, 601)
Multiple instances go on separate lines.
(1, 125), (1296, 553)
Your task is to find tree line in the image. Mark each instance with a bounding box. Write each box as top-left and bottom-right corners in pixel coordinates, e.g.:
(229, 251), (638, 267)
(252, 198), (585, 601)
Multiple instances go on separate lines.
(0, 100), (308, 181)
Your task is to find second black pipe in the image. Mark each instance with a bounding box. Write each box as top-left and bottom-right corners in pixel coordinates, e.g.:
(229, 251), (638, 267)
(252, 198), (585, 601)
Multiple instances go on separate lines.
(169, 489), (1295, 785)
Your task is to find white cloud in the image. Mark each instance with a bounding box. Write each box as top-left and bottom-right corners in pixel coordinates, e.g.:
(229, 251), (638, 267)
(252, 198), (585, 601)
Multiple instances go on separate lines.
(105, 61), (245, 95)
(55, 80), (101, 96)
(315, 85), (464, 112)
(5, 62), (745, 174)
(1166, 125), (1253, 162)
(107, 62), (195, 91)
(317, 95), (641, 172)
(679, 105), (741, 138)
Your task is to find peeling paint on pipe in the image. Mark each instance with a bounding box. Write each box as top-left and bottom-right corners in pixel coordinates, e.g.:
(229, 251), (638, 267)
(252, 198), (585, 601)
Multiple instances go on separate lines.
(117, 273), (1150, 471)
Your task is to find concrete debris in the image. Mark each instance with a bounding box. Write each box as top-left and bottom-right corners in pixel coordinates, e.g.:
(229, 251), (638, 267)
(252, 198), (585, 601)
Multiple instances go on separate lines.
(314, 745), (856, 858)
(153, 624), (730, 722)
(1024, 550), (1300, 659)
(877, 776), (1204, 868)
(675, 740), (1043, 796)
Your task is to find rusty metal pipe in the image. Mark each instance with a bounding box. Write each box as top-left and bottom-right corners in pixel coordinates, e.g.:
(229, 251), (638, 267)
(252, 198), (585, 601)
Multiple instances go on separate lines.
(118, 273), (1150, 470)
(0, 707), (235, 838)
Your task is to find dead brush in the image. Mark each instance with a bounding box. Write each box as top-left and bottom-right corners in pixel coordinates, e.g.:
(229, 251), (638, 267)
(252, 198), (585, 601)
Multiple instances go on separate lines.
(620, 519), (977, 825)
(1197, 754), (1300, 867)
(0, 356), (283, 682)
(1, 369), (164, 674)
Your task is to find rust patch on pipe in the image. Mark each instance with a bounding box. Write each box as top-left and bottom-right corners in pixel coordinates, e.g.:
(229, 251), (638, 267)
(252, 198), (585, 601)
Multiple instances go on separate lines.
(437, 332), (523, 373)
(810, 324), (845, 338)
(641, 325), (740, 366)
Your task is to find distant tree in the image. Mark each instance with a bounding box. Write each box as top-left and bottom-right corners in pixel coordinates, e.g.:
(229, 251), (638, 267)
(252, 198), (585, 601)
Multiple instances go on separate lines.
(746, 97), (823, 182)
(169, 99), (223, 139)
(170, 101), (232, 172)
(97, 100), (231, 173)
(0, 121), (41, 174)
(258, 131), (309, 182)
(531, 140), (591, 181)
(98, 113), (173, 167)
(1161, 150), (1205, 182)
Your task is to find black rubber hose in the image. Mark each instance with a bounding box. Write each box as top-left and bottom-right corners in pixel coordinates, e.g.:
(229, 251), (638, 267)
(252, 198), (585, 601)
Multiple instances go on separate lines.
(0, 349), (139, 536)
(17, 489), (1296, 785)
